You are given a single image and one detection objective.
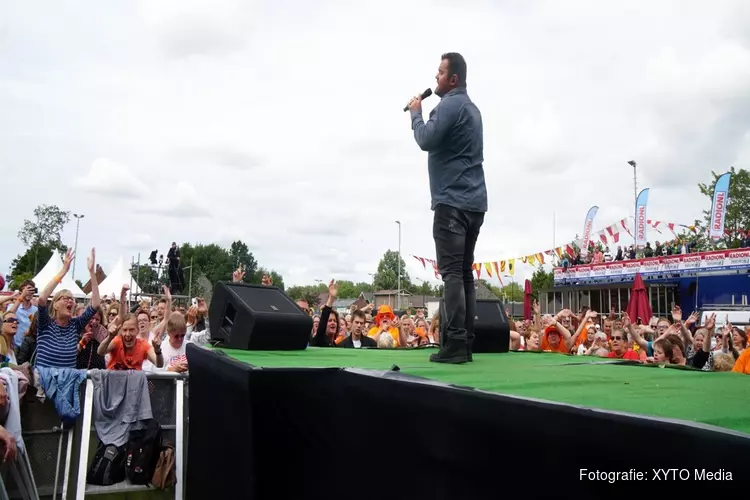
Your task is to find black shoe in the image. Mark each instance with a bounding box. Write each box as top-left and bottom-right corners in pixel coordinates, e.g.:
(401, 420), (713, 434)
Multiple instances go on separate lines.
(467, 338), (474, 362)
(430, 341), (468, 364)
(467, 351), (473, 362)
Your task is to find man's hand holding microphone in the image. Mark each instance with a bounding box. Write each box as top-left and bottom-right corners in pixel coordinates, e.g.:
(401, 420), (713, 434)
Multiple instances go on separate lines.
(403, 88), (433, 112)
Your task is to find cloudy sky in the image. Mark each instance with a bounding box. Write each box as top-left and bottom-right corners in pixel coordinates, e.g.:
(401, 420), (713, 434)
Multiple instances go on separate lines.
(1, 0), (750, 289)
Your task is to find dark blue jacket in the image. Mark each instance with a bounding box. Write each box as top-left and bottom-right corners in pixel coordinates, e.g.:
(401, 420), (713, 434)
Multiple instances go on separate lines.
(411, 87), (487, 213)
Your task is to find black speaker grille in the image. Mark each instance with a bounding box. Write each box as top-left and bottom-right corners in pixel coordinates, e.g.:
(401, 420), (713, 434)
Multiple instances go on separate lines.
(232, 286), (300, 314)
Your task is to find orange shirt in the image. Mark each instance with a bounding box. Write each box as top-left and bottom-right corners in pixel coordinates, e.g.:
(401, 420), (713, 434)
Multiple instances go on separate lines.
(732, 349), (750, 374)
(107, 336), (151, 371)
(367, 327), (401, 347)
(541, 333), (569, 354)
(607, 350), (640, 361)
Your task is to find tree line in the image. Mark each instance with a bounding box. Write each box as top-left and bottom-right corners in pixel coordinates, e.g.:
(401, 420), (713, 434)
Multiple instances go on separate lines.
(5, 169), (749, 295)
(5, 205), (284, 296)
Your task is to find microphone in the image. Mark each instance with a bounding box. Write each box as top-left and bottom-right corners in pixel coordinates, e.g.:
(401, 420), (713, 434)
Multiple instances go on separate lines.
(403, 88), (433, 112)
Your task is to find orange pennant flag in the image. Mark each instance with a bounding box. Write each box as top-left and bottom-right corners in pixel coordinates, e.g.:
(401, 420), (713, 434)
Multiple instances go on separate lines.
(472, 263), (482, 279)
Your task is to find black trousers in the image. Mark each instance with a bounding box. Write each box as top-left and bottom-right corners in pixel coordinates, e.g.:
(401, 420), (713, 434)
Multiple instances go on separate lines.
(433, 204), (485, 344)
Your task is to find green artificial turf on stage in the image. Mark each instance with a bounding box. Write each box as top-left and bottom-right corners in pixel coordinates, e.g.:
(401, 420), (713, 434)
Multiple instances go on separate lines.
(217, 347), (750, 435)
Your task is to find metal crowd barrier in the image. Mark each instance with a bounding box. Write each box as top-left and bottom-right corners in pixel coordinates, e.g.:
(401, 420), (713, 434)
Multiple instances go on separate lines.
(3, 371), (188, 500)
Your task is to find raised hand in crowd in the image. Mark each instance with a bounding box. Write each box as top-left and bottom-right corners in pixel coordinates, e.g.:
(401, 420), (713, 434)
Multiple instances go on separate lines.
(106, 317), (121, 340)
(704, 313), (716, 332)
(149, 326), (165, 369)
(262, 275), (273, 286)
(151, 331), (162, 351)
(532, 300), (540, 316)
(326, 279), (338, 306)
(540, 314), (554, 328)
(671, 305), (683, 324)
(686, 311), (699, 327)
(152, 285), (173, 338)
(38, 248), (75, 307)
(118, 284), (129, 320)
(232, 266), (245, 283)
(87, 248), (102, 309)
(197, 298), (208, 316)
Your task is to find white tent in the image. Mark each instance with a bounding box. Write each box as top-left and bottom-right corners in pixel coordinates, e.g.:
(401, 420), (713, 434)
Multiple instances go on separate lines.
(32, 250), (87, 299)
(91, 256), (143, 299)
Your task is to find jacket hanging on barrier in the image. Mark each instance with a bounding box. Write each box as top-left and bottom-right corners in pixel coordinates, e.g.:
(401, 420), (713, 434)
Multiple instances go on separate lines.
(36, 367), (87, 426)
(89, 369), (153, 447)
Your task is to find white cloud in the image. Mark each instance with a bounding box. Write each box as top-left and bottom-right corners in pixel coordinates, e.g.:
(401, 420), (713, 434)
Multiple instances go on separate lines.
(72, 158), (150, 199)
(121, 233), (155, 250)
(137, 0), (253, 57)
(137, 181), (210, 218)
(2, 0), (750, 289)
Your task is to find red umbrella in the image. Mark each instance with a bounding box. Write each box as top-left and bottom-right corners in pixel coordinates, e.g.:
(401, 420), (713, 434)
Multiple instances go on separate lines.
(625, 273), (652, 325)
(523, 279), (532, 321)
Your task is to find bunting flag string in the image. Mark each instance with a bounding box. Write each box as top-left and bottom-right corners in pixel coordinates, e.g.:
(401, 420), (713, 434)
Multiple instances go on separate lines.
(410, 216), (696, 283)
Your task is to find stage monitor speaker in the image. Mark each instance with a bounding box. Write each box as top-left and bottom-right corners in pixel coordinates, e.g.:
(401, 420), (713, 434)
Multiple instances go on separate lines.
(209, 281), (312, 351)
(439, 298), (510, 353)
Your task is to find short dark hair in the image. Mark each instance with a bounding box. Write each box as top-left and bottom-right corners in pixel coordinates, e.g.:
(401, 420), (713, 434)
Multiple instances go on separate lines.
(441, 52), (467, 86)
(19, 279), (35, 291)
(352, 309), (367, 322)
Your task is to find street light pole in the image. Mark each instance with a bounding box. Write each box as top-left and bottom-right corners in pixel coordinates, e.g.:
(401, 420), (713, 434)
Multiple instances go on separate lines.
(628, 161), (637, 248)
(395, 220), (401, 311)
(416, 277), (426, 310)
(72, 214), (85, 280)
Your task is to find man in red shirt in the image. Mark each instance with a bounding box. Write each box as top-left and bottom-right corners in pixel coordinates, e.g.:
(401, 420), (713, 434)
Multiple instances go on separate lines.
(607, 329), (640, 360)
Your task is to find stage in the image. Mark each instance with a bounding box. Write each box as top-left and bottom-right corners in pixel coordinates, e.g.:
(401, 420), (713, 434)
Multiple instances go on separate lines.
(186, 345), (750, 499)
(218, 347), (750, 434)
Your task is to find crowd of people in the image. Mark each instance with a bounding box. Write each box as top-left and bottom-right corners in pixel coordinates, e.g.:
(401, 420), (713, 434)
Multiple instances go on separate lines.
(562, 238), (700, 267)
(305, 280), (750, 375)
(0, 247), (212, 466)
(0, 248), (748, 470)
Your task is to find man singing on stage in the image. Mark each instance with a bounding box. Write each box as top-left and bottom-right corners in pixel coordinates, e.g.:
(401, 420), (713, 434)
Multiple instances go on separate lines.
(406, 52), (487, 364)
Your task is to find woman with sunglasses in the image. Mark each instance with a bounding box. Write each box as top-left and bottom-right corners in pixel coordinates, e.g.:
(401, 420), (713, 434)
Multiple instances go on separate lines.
(35, 248), (101, 369)
(16, 314), (37, 365)
(0, 311), (19, 365)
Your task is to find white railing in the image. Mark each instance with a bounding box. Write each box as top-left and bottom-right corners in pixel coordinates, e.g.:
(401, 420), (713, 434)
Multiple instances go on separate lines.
(2, 371), (188, 500)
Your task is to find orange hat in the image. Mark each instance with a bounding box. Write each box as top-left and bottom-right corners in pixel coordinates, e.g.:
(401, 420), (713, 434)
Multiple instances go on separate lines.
(544, 325), (560, 336)
(375, 305), (395, 326)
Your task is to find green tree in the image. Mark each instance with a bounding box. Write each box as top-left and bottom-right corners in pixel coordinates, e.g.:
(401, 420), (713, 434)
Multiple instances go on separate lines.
(699, 167), (750, 249)
(75, 279), (84, 289)
(178, 243), (233, 297)
(529, 266), (554, 301)
(10, 243), (56, 284)
(9, 272), (34, 291)
(332, 280), (357, 299)
(669, 219), (710, 252)
(17, 204), (71, 274)
(478, 279), (503, 299)
(500, 282), (524, 302)
(130, 263), (167, 295)
(409, 280), (435, 296)
(286, 284), (326, 309)
(373, 250), (411, 291)
(228, 240), (258, 281)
